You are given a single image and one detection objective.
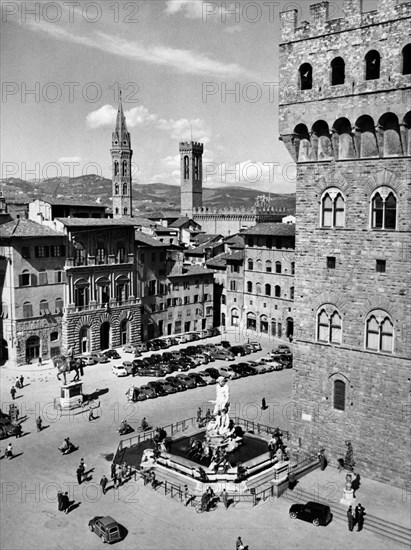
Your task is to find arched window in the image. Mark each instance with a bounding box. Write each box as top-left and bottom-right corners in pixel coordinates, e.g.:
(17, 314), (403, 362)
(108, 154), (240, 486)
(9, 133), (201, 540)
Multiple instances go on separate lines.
(20, 270), (31, 286)
(332, 117), (355, 160)
(23, 301), (33, 318)
(321, 189), (345, 228)
(115, 183), (119, 195)
(39, 268), (48, 285)
(55, 298), (63, 313)
(265, 284), (271, 296)
(275, 261), (282, 274)
(290, 286), (294, 300)
(402, 44), (411, 75)
(365, 310), (393, 353)
(331, 57), (345, 85)
(247, 281), (253, 293)
(265, 260), (272, 273)
(184, 155), (189, 179)
(291, 262), (295, 275)
(334, 380), (346, 411)
(365, 50), (380, 80)
(260, 315), (268, 333)
(371, 188), (397, 229)
(377, 113), (403, 156)
(247, 312), (256, 330)
(115, 208), (119, 215)
(248, 259), (254, 270)
(231, 308), (239, 327)
(294, 123), (311, 162)
(114, 161), (119, 176)
(299, 63), (312, 90)
(317, 308), (342, 344)
(123, 207), (128, 215)
(275, 285), (281, 298)
(123, 183), (128, 195)
(194, 155), (199, 179)
(256, 260), (262, 272)
(122, 160), (128, 176)
(256, 282), (262, 295)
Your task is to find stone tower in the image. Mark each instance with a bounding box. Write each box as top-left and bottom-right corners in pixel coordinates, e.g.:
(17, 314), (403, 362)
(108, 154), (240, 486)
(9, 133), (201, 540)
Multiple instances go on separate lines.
(180, 141), (203, 217)
(279, 0), (411, 486)
(111, 93), (133, 218)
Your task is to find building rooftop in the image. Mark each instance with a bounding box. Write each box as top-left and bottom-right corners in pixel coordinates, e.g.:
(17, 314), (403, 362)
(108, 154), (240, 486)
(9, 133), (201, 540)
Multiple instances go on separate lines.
(194, 233), (223, 245)
(241, 222), (295, 236)
(135, 232), (167, 248)
(0, 218), (63, 238)
(55, 217), (138, 228)
(224, 234), (245, 249)
(168, 264), (214, 278)
(168, 217), (199, 228)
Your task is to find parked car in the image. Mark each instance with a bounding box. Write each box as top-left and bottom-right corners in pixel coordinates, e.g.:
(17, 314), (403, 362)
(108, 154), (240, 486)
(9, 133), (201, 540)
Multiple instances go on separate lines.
(174, 335), (188, 344)
(246, 360), (269, 374)
(196, 345), (215, 361)
(209, 327), (221, 336)
(175, 374), (196, 389)
(213, 349), (234, 361)
(83, 355), (98, 365)
(289, 502), (332, 527)
(265, 359), (283, 371)
(122, 361), (134, 375)
(186, 372), (207, 387)
(135, 342), (148, 353)
(192, 353), (209, 365)
(103, 349), (120, 360)
(129, 387), (147, 401)
(88, 516), (121, 544)
(169, 360), (189, 373)
(135, 366), (163, 377)
(138, 385), (157, 398)
(230, 345), (247, 357)
(112, 364), (128, 377)
(165, 376), (187, 391)
(147, 381), (167, 397)
(180, 346), (198, 356)
(204, 367), (221, 379)
(219, 365), (237, 379)
(147, 340), (162, 352)
(242, 343), (254, 354)
(219, 340), (231, 349)
(196, 371), (216, 385)
(280, 356), (293, 368)
(157, 379), (177, 394)
(273, 344), (292, 356)
(133, 349), (142, 358)
(0, 414), (20, 440)
(229, 364), (248, 377)
(237, 362), (257, 375)
(122, 344), (136, 354)
(248, 341), (262, 352)
(168, 337), (179, 347)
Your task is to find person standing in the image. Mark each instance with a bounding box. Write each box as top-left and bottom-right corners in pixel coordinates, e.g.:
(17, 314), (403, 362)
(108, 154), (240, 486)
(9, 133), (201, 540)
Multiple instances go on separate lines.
(183, 485), (190, 506)
(19, 375), (24, 388)
(76, 466), (83, 485)
(112, 472), (120, 490)
(14, 424), (22, 439)
(61, 492), (70, 514)
(57, 491), (63, 512)
(36, 416), (42, 432)
(111, 462), (116, 480)
(261, 397), (267, 410)
(6, 443), (13, 460)
(347, 505), (355, 531)
(10, 386), (16, 400)
(221, 488), (229, 510)
(38, 356), (43, 367)
(100, 475), (108, 495)
(15, 376), (20, 389)
(355, 503), (365, 532)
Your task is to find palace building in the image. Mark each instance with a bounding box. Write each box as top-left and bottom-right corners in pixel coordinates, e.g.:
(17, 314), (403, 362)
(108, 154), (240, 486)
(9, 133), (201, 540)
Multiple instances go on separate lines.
(279, 0), (411, 486)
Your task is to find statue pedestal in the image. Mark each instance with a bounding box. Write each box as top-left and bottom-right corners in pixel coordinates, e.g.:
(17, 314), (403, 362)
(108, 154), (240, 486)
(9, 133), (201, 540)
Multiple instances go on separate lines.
(340, 488), (356, 507)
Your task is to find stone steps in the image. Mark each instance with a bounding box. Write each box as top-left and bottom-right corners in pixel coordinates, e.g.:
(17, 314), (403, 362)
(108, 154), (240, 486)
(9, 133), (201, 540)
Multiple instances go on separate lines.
(284, 487), (411, 547)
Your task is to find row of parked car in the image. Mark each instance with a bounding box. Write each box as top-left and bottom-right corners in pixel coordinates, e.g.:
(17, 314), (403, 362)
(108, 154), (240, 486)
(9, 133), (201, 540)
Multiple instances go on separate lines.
(127, 345), (293, 401)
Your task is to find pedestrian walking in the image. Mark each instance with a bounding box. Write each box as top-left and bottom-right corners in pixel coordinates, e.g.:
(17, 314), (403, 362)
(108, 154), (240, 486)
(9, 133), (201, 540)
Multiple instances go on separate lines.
(111, 462), (116, 480)
(112, 472), (120, 489)
(150, 470), (156, 488)
(14, 423), (22, 438)
(88, 408), (96, 421)
(355, 503), (365, 532)
(100, 475), (108, 495)
(62, 492), (70, 514)
(10, 386), (16, 400)
(183, 484), (190, 506)
(36, 416), (42, 432)
(347, 505), (355, 531)
(38, 356), (43, 366)
(78, 459), (86, 481)
(196, 407), (202, 422)
(15, 376), (21, 389)
(261, 397), (267, 410)
(57, 491), (63, 511)
(6, 443), (13, 460)
(76, 466), (82, 485)
(221, 488), (229, 509)
(19, 375), (24, 388)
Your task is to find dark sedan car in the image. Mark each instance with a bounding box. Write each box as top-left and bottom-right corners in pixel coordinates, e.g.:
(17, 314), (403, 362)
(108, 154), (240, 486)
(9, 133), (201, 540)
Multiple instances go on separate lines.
(186, 373), (207, 387)
(157, 379), (177, 394)
(175, 374), (196, 389)
(289, 502), (332, 526)
(147, 381), (167, 397)
(237, 362), (257, 375)
(169, 360), (189, 372)
(135, 366), (163, 377)
(103, 349), (121, 360)
(219, 340), (231, 348)
(165, 376), (187, 391)
(230, 345), (247, 357)
(204, 367), (220, 379)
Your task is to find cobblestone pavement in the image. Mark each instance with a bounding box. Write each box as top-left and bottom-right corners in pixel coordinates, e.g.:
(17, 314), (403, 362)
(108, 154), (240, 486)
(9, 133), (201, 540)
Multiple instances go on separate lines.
(1, 335), (409, 549)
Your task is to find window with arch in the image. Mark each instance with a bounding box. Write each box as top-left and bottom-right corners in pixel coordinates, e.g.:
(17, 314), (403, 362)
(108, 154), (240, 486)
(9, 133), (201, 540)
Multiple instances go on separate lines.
(365, 50), (380, 80)
(291, 262), (295, 275)
(114, 161), (119, 176)
(260, 315), (268, 333)
(184, 155), (189, 179)
(256, 282), (262, 295)
(365, 310), (393, 353)
(275, 261), (282, 274)
(55, 297), (63, 313)
(256, 260), (262, 272)
(39, 299), (48, 313)
(333, 380), (346, 411)
(123, 207), (128, 215)
(403, 44), (411, 75)
(123, 183), (128, 195)
(194, 155), (199, 179)
(275, 285), (281, 298)
(247, 281), (253, 293)
(317, 308), (342, 344)
(21, 270), (31, 286)
(122, 160), (128, 176)
(247, 259), (254, 270)
(265, 284), (271, 296)
(39, 269), (48, 285)
(321, 188), (345, 228)
(115, 208), (119, 215)
(265, 260), (272, 273)
(115, 183), (119, 195)
(23, 301), (33, 318)
(290, 286), (295, 300)
(299, 63), (312, 90)
(231, 308), (239, 326)
(371, 188), (397, 229)
(331, 57), (345, 85)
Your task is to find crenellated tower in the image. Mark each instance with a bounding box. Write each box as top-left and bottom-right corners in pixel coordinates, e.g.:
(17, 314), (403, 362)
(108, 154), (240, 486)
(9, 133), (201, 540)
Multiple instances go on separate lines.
(111, 93), (133, 218)
(279, 0), (411, 487)
(180, 141), (203, 218)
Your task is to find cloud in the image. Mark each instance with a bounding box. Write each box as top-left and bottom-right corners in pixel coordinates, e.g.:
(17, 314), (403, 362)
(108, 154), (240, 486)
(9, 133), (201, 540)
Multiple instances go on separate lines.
(164, 0), (204, 18)
(86, 105), (158, 129)
(20, 19), (255, 79)
(157, 117), (210, 143)
(224, 25), (242, 34)
(58, 156), (81, 163)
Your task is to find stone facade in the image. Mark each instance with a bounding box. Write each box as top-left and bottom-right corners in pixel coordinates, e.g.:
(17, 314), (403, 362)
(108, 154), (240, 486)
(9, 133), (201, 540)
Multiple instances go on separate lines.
(180, 141), (203, 218)
(279, 0), (411, 486)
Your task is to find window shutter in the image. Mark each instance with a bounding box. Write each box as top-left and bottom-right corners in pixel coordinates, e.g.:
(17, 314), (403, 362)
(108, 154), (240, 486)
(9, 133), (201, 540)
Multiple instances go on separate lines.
(31, 274), (37, 286)
(19, 274), (23, 287)
(334, 380), (346, 410)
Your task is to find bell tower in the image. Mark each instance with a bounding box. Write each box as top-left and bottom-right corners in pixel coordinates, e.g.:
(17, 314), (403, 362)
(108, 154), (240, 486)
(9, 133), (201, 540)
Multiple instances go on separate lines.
(180, 141), (203, 218)
(111, 92), (133, 218)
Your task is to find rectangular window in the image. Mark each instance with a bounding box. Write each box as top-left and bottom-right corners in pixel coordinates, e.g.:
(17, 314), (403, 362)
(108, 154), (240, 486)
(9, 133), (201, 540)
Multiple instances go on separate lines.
(206, 306), (213, 315)
(175, 320), (182, 333)
(40, 301), (49, 313)
(97, 247), (105, 264)
(184, 296), (190, 304)
(159, 302), (164, 311)
(148, 280), (156, 296)
(376, 260), (386, 273)
(39, 271), (48, 285)
(51, 245), (65, 257)
(327, 257), (336, 269)
(35, 246), (49, 258)
(334, 380), (346, 411)
(230, 281), (236, 291)
(184, 281), (189, 290)
(173, 283), (179, 291)
(167, 298), (172, 307)
(55, 270), (63, 283)
(21, 247), (30, 259)
(194, 295), (199, 303)
(21, 272), (30, 286)
(23, 303), (33, 318)
(231, 265), (239, 273)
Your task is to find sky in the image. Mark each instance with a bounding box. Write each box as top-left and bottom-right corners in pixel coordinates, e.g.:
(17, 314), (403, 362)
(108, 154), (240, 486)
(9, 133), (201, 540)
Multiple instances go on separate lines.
(1, 0), (377, 194)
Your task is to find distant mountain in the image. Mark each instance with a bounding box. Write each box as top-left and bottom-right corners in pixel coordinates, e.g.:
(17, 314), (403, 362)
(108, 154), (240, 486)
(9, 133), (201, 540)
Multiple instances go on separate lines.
(0, 175), (295, 212)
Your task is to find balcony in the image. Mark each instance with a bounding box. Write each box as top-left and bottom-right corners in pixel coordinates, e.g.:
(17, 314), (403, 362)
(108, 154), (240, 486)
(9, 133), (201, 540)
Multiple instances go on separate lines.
(66, 298), (136, 314)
